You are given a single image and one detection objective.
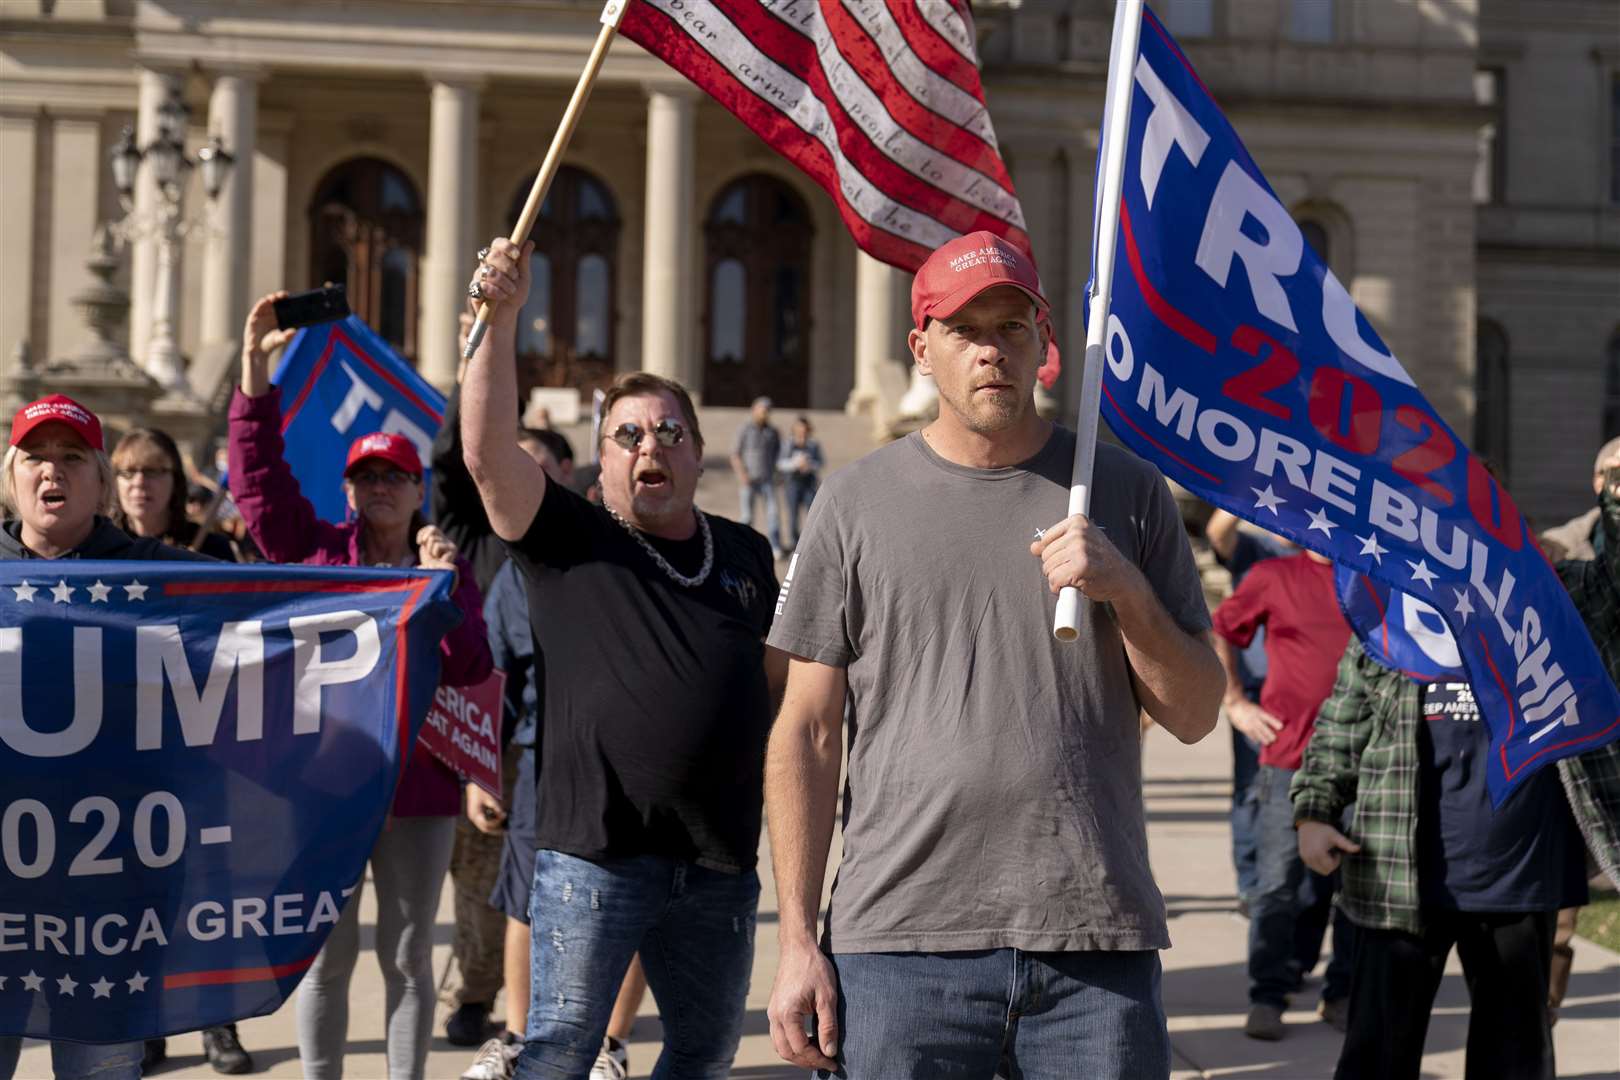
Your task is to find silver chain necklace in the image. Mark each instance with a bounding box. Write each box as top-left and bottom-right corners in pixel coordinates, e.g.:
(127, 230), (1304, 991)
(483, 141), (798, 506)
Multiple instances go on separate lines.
(605, 504), (714, 588)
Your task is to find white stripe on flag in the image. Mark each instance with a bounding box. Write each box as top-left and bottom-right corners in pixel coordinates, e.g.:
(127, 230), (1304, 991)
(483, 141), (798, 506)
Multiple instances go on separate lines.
(917, 0), (976, 64)
(841, 0), (999, 148)
(763, 1), (1025, 229)
(639, 0), (959, 250)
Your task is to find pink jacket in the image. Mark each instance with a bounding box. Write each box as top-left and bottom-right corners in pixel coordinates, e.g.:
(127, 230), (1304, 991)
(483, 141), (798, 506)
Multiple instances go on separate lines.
(228, 387), (493, 817)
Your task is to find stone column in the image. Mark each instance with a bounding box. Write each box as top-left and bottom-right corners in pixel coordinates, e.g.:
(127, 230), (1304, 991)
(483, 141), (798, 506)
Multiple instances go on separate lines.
(128, 67), (183, 369)
(199, 67), (261, 349)
(0, 112), (39, 369)
(847, 250), (907, 419)
(420, 76), (483, 391)
(641, 87), (696, 386)
(47, 114), (106, 364)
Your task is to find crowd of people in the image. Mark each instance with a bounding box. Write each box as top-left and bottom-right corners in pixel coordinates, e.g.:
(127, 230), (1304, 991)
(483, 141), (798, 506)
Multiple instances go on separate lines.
(1, 223), (1617, 1080)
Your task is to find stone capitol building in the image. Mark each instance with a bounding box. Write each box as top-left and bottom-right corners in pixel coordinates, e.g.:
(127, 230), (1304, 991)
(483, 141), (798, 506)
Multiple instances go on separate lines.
(1, 0), (1616, 526)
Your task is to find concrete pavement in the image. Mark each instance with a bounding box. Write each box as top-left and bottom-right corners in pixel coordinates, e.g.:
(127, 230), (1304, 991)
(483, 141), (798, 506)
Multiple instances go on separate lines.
(30, 720), (1617, 1079)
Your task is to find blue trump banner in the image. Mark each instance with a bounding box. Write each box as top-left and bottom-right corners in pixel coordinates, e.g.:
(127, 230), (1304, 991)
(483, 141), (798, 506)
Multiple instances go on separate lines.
(269, 315), (446, 523)
(1336, 568), (1467, 684)
(1088, 5), (1620, 803)
(0, 562), (459, 1043)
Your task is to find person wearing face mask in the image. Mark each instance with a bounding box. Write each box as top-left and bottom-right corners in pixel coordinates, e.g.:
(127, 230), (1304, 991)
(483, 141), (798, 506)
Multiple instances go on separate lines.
(461, 238), (785, 1080)
(228, 291), (493, 1080)
(0, 394), (212, 1080)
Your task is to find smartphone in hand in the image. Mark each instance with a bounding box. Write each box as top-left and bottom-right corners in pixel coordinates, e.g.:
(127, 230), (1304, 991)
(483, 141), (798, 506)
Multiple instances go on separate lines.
(273, 284), (350, 330)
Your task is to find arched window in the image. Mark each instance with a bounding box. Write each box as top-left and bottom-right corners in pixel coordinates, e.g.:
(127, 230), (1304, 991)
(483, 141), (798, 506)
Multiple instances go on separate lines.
(1297, 219), (1331, 270)
(309, 157), (423, 360)
(702, 174), (814, 407)
(1475, 318), (1511, 478)
(510, 165), (620, 396)
(1604, 330), (1620, 441)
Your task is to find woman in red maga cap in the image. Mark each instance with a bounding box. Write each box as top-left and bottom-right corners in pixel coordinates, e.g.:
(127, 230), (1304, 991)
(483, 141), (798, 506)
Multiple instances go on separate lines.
(228, 292), (492, 1080)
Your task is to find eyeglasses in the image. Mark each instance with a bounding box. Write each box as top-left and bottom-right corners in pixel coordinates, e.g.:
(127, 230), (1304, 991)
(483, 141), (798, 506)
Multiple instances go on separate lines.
(606, 419), (686, 452)
(115, 466), (173, 481)
(348, 469), (417, 488)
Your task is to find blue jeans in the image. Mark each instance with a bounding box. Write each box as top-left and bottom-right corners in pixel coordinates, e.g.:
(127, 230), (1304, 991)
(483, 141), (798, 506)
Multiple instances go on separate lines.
(0, 1038), (141, 1080)
(1231, 724), (1261, 901)
(823, 949), (1169, 1080)
(513, 850), (759, 1080)
(783, 474), (818, 549)
(1247, 765), (1356, 1008)
(738, 478), (781, 551)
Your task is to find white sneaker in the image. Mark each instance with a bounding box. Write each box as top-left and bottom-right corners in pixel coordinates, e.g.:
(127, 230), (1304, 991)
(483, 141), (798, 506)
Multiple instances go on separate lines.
(589, 1035), (629, 1080)
(460, 1037), (520, 1080)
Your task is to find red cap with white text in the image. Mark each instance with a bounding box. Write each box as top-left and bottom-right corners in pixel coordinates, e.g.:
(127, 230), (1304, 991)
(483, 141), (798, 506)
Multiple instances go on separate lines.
(910, 230), (1050, 330)
(344, 432), (422, 478)
(8, 393), (104, 451)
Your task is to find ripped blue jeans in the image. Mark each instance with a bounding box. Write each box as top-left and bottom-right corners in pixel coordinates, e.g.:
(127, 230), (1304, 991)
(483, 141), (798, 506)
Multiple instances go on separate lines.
(513, 850), (759, 1080)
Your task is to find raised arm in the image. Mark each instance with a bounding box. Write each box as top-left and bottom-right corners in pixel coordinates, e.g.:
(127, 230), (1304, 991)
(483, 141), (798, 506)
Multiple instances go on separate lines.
(461, 238), (547, 541)
(230, 292), (347, 563)
(764, 655), (846, 1072)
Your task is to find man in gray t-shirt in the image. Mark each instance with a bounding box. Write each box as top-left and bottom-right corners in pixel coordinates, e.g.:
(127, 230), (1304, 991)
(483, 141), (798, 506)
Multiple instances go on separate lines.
(762, 232), (1223, 1080)
(732, 396), (783, 556)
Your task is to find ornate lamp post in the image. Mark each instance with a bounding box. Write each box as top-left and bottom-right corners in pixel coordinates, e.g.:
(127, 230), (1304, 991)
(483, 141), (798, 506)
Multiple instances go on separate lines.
(107, 88), (234, 396)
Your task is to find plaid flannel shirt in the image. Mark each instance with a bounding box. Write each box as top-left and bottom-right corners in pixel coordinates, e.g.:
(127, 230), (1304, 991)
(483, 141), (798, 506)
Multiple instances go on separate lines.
(1292, 492), (1620, 934)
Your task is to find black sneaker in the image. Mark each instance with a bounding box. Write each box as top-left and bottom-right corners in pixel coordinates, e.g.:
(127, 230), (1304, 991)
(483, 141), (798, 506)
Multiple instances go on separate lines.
(202, 1024), (253, 1075)
(446, 1001), (495, 1047)
(142, 1039), (167, 1075)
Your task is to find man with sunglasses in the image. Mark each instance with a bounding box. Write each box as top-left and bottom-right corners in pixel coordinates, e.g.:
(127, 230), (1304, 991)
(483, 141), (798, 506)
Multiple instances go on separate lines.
(461, 238), (785, 1080)
(761, 232), (1223, 1080)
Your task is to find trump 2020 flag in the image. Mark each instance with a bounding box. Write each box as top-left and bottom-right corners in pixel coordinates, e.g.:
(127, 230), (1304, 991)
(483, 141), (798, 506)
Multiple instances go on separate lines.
(269, 315), (445, 523)
(0, 562), (459, 1043)
(1089, 5), (1620, 804)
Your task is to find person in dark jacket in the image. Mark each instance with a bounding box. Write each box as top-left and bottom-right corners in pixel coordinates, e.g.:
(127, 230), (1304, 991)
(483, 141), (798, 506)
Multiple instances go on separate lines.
(110, 427), (238, 563)
(230, 291), (493, 1080)
(0, 394), (212, 1080)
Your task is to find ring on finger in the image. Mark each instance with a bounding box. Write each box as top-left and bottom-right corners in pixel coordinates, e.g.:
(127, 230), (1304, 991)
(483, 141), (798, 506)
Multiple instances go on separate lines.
(476, 246), (490, 261)
(467, 279), (485, 300)
(478, 264), (491, 279)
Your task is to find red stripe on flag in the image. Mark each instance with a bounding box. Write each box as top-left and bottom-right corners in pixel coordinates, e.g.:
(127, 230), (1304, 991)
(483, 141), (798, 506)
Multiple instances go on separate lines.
(621, 1), (937, 268)
(887, 0), (982, 94)
(1119, 200), (1218, 354)
(162, 577), (430, 597)
(699, 2), (1028, 242)
(815, 2), (1011, 187)
(164, 953), (316, 990)
(280, 327), (443, 435)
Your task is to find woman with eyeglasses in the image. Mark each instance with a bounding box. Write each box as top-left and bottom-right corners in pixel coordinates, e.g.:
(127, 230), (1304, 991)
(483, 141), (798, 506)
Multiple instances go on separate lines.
(228, 291), (493, 1080)
(110, 427), (239, 564)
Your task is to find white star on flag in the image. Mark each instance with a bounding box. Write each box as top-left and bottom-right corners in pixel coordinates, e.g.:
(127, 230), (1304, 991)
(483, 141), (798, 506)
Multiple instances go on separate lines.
(90, 976), (114, 999)
(11, 581), (37, 602)
(124, 580), (149, 601)
(126, 971), (148, 993)
(87, 580), (112, 603)
(1306, 507), (1338, 537)
(1357, 533), (1388, 564)
(1407, 559), (1439, 588)
(1252, 485), (1286, 515)
(50, 579), (75, 604)
(56, 973), (78, 996)
(1453, 588), (1475, 623)
(21, 971), (43, 992)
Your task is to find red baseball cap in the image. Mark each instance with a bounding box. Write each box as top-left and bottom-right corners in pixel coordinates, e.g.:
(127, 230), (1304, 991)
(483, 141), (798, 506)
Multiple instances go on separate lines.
(910, 231), (1050, 330)
(9, 393), (104, 451)
(344, 432), (422, 478)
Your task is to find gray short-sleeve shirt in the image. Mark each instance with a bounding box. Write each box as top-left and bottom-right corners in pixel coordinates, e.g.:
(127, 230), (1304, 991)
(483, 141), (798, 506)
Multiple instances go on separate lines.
(767, 427), (1209, 953)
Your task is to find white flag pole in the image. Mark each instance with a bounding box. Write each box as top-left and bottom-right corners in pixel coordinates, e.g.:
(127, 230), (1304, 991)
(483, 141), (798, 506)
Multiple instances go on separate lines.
(463, 0), (630, 360)
(1053, 0), (1145, 642)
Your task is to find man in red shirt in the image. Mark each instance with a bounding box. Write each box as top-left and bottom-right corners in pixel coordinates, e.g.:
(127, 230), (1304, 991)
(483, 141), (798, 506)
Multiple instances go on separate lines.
(1213, 548), (1354, 1041)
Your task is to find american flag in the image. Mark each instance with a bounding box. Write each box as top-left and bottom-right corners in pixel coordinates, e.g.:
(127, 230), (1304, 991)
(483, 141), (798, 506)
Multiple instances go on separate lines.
(619, 0), (1048, 340)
